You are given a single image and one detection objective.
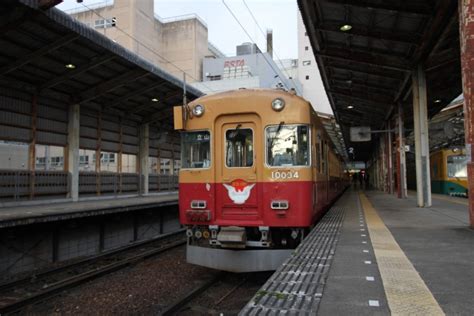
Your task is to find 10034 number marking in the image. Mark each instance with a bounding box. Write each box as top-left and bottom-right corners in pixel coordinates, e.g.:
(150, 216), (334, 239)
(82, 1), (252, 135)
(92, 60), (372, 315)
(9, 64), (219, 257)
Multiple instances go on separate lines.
(271, 171), (299, 180)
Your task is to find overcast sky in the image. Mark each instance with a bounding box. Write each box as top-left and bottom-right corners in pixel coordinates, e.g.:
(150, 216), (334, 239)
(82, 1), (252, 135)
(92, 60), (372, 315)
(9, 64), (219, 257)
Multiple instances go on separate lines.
(58, 0), (298, 59)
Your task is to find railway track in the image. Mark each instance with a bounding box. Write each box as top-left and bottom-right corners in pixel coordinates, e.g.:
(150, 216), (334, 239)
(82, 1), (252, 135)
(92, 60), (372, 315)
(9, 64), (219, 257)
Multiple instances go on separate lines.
(160, 272), (270, 315)
(0, 230), (186, 315)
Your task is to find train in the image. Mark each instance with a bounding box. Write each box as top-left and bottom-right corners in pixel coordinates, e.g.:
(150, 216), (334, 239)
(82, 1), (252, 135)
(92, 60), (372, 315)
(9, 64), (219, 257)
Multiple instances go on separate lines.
(430, 148), (468, 196)
(173, 89), (349, 272)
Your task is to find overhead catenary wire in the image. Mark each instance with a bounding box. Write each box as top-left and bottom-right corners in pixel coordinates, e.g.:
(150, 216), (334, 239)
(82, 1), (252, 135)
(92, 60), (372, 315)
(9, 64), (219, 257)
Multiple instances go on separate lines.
(241, 0), (303, 96)
(78, 2), (217, 94)
(221, 0), (294, 92)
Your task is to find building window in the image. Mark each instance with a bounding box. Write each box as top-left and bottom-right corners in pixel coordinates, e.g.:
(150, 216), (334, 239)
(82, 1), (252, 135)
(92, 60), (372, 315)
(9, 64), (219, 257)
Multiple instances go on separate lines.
(302, 60), (311, 66)
(50, 156), (64, 167)
(208, 75), (222, 81)
(79, 155), (89, 165)
(306, 75), (310, 80)
(305, 46), (309, 51)
(36, 157), (46, 166)
(94, 18), (115, 29)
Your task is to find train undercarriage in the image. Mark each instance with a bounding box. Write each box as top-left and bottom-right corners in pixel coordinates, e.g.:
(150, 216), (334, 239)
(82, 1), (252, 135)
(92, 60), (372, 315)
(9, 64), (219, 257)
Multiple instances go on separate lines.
(185, 225), (307, 272)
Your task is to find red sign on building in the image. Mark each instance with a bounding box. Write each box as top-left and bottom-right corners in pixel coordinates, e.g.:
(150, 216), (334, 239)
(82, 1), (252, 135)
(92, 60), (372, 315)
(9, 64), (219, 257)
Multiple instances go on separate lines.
(224, 59), (245, 68)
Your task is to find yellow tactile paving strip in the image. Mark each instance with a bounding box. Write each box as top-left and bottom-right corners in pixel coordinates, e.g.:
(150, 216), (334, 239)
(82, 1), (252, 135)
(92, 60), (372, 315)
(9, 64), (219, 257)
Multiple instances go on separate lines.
(359, 192), (445, 316)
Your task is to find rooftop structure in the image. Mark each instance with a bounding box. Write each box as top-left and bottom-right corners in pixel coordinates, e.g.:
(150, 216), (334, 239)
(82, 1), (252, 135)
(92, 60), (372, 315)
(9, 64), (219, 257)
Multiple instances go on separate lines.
(66, 0), (224, 82)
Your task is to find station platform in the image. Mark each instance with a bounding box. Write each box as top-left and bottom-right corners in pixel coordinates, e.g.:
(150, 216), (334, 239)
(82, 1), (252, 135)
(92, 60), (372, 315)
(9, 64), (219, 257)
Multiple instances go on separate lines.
(0, 192), (178, 228)
(241, 189), (474, 315)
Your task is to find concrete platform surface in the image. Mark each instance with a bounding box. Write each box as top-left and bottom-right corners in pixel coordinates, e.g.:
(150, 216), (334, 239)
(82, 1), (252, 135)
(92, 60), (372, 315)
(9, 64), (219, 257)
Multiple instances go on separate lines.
(0, 192), (178, 228)
(241, 189), (474, 315)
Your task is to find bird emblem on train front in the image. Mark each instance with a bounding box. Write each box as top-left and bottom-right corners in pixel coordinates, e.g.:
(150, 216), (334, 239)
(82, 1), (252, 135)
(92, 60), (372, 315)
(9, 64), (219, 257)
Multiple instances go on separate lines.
(223, 179), (255, 204)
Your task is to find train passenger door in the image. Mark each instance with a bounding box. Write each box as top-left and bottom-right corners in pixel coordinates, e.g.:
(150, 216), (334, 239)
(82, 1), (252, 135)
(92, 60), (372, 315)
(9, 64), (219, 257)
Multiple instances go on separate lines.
(215, 115), (261, 224)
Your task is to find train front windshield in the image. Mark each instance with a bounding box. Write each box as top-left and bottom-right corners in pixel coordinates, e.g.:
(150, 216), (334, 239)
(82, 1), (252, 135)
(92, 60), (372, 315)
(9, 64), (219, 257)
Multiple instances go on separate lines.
(266, 124), (310, 167)
(181, 131), (211, 169)
(447, 155), (467, 178)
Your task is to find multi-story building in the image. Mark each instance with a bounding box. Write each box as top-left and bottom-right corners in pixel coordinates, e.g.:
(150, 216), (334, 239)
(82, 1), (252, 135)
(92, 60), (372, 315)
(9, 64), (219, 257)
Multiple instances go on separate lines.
(192, 42), (302, 94)
(297, 11), (332, 114)
(66, 0), (225, 82)
(0, 142), (178, 175)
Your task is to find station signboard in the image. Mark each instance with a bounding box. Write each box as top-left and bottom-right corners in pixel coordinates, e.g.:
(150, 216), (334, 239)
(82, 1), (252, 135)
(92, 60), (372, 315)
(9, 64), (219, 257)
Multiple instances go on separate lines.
(350, 126), (371, 142)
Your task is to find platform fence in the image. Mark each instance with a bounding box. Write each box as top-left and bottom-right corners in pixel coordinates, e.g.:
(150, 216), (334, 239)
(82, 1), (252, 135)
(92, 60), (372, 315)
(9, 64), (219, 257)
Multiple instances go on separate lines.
(0, 169), (178, 201)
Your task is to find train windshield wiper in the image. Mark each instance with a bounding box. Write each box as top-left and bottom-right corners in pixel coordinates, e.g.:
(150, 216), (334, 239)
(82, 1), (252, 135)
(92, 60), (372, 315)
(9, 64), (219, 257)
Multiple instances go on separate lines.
(269, 121), (285, 161)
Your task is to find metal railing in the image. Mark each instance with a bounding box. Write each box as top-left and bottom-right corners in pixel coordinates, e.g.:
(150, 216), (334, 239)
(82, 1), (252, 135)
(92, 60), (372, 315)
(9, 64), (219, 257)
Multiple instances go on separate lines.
(0, 170), (178, 202)
(149, 174), (178, 192)
(0, 170), (68, 201)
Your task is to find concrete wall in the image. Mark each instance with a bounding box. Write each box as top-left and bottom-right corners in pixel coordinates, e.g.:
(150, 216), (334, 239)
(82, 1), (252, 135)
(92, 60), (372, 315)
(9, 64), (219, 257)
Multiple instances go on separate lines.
(71, 0), (135, 51)
(70, 0), (214, 83)
(0, 142), (28, 169)
(161, 19), (198, 80)
(0, 207), (180, 279)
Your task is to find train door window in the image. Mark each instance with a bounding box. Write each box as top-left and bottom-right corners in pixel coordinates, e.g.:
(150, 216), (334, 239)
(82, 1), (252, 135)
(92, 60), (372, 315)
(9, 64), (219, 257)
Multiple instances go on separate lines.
(181, 131), (211, 169)
(225, 128), (253, 167)
(447, 155), (467, 178)
(266, 124), (310, 167)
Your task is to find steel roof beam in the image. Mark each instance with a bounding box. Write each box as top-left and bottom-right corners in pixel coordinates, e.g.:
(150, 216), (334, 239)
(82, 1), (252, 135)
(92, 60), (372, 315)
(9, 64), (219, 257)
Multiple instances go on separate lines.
(330, 88), (394, 105)
(129, 90), (181, 115)
(0, 33), (78, 76)
(327, 63), (404, 81)
(40, 54), (115, 90)
(335, 102), (388, 117)
(77, 69), (148, 105)
(0, 7), (34, 34)
(334, 98), (390, 112)
(317, 21), (421, 45)
(316, 47), (411, 72)
(104, 82), (167, 110)
(321, 0), (432, 16)
(330, 78), (396, 94)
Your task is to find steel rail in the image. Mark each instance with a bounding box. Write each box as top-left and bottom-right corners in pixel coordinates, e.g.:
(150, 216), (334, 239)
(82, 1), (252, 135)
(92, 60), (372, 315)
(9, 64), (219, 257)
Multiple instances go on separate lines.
(159, 272), (226, 316)
(0, 230), (186, 314)
(0, 229), (185, 292)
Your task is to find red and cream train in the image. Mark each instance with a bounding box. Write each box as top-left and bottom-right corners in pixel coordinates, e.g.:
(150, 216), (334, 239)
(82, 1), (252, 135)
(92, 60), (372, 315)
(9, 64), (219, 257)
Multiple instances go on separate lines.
(174, 89), (348, 272)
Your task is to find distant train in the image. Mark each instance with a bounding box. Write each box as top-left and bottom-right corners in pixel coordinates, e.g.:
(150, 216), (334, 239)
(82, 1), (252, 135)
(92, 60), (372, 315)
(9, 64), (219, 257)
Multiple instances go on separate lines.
(430, 148), (468, 196)
(174, 89), (349, 272)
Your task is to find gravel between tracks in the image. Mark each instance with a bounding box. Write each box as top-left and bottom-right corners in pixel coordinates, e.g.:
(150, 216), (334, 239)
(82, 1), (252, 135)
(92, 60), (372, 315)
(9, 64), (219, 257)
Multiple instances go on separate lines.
(178, 272), (273, 315)
(26, 246), (219, 315)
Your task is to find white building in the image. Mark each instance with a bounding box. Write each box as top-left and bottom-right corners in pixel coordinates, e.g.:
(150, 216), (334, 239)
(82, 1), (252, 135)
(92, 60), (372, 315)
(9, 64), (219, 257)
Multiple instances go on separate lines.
(191, 43), (302, 94)
(297, 11), (332, 114)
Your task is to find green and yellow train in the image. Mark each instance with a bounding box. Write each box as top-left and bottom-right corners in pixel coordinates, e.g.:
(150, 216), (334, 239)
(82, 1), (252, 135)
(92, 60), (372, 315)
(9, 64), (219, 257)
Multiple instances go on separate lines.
(430, 149), (468, 197)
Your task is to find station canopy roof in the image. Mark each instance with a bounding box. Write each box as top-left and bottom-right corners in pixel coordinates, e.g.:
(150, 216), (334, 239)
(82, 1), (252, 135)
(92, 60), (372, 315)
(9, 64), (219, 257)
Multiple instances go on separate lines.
(0, 0), (203, 128)
(298, 0), (462, 162)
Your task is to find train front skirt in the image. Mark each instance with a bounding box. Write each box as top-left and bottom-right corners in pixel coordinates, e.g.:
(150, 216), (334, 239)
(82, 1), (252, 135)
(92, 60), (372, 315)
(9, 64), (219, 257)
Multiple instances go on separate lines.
(187, 244), (292, 273)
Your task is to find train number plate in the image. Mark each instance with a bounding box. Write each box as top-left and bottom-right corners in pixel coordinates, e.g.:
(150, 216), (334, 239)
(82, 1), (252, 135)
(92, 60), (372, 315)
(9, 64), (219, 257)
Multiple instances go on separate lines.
(271, 171), (299, 180)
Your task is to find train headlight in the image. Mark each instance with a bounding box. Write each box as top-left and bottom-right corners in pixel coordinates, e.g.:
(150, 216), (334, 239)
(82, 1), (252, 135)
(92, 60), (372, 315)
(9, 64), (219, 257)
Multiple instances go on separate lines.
(271, 98), (285, 111)
(192, 104), (205, 117)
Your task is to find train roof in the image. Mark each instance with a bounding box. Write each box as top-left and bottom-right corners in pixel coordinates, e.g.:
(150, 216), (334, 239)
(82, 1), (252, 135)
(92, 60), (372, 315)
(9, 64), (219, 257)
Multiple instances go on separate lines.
(188, 88), (309, 106)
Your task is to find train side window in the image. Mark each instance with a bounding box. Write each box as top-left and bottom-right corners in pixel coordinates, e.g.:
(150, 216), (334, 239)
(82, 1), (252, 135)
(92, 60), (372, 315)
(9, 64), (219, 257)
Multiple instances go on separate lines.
(317, 135), (322, 173)
(226, 128), (253, 167)
(181, 131), (211, 169)
(322, 141), (327, 174)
